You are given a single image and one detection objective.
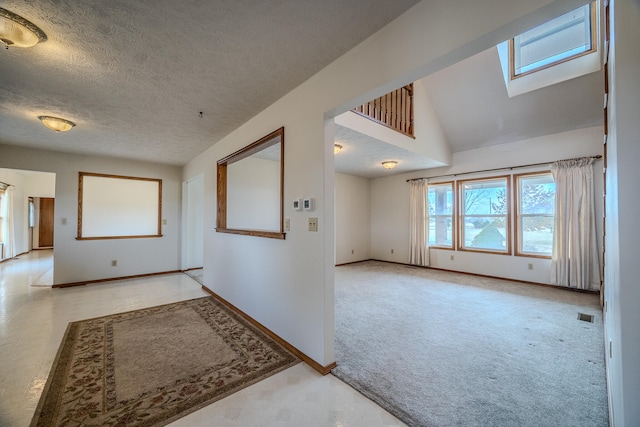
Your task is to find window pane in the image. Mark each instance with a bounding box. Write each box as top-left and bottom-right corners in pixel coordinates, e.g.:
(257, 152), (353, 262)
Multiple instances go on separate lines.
(519, 175), (555, 214)
(461, 179), (507, 215)
(428, 183), (453, 247)
(517, 173), (555, 256)
(513, 4), (592, 76)
(429, 216), (452, 246)
(459, 177), (509, 252)
(521, 216), (554, 254)
(463, 217), (508, 250)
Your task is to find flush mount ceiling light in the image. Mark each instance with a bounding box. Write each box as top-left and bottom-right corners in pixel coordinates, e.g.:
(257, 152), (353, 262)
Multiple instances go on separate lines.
(381, 161), (398, 169)
(334, 144), (343, 154)
(38, 116), (75, 132)
(0, 8), (47, 49)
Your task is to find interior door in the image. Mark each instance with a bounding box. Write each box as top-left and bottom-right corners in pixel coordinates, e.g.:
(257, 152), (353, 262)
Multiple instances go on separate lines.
(39, 197), (54, 247)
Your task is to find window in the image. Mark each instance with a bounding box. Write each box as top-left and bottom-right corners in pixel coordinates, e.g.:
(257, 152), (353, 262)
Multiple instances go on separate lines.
(77, 172), (162, 240)
(427, 182), (454, 248)
(515, 173), (555, 257)
(510, 2), (596, 79)
(458, 177), (510, 253)
(29, 198), (35, 228)
(0, 189), (4, 243)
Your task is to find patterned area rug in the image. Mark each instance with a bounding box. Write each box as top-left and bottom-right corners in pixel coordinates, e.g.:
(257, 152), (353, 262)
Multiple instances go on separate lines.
(31, 297), (299, 426)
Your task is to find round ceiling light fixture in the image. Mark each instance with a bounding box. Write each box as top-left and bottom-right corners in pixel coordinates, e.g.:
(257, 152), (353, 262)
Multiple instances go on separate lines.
(381, 161), (398, 169)
(0, 8), (47, 49)
(38, 116), (76, 132)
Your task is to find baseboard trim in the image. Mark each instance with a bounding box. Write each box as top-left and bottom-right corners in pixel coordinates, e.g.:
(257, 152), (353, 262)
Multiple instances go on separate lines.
(182, 267), (203, 272)
(53, 270), (182, 288)
(0, 251), (29, 264)
(335, 260), (371, 267)
(201, 285), (336, 375)
(359, 259), (600, 295)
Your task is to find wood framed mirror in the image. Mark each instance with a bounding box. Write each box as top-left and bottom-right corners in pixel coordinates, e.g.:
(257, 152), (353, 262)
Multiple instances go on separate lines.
(216, 127), (285, 239)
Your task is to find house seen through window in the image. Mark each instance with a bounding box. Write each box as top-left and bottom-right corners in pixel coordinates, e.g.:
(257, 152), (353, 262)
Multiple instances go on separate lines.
(458, 177), (510, 253)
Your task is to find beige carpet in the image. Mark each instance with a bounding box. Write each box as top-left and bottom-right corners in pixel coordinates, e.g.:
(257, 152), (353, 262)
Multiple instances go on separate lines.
(333, 261), (608, 427)
(31, 297), (299, 426)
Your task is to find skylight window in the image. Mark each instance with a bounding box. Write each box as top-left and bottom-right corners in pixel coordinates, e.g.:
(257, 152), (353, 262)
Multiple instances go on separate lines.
(496, 2), (600, 97)
(510, 3), (596, 79)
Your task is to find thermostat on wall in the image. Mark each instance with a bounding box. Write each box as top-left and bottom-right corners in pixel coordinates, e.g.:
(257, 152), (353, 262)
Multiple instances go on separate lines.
(293, 198), (303, 211)
(303, 198), (314, 211)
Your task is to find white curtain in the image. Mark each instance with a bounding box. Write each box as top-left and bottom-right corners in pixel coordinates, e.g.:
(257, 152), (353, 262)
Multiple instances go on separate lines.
(5, 186), (16, 259)
(550, 158), (600, 290)
(409, 179), (429, 266)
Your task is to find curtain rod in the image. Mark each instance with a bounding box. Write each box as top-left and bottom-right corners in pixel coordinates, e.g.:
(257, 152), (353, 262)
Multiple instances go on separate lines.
(406, 155), (602, 183)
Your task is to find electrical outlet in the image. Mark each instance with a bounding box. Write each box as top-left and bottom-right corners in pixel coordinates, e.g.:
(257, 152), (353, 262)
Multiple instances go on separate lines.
(61, 218), (68, 225)
(391, 249), (394, 254)
(351, 249), (355, 254)
(285, 218), (290, 231)
(111, 260), (118, 267)
(450, 255), (454, 261)
(162, 219), (167, 225)
(528, 263), (534, 270)
(308, 217), (318, 232)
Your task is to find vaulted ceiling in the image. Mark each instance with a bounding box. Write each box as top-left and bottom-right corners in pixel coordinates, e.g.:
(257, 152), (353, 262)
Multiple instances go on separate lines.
(1, 1), (603, 177)
(334, 46), (603, 178)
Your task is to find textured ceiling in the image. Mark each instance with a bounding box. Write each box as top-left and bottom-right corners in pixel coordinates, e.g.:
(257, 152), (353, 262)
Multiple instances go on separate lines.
(0, 0), (419, 165)
(334, 124), (444, 179)
(1, 1), (604, 177)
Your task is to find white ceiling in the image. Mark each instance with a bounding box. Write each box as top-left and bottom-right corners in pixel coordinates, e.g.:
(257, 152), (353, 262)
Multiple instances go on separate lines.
(423, 47), (603, 153)
(334, 44), (603, 179)
(334, 124), (444, 179)
(0, 0), (419, 165)
(0, 1), (603, 178)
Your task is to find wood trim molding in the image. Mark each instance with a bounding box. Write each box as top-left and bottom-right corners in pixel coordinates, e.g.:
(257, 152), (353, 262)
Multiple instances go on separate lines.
(76, 235), (163, 241)
(78, 172), (162, 240)
(201, 285), (336, 375)
(512, 171), (554, 259)
(509, 2), (598, 80)
(214, 228), (285, 240)
(53, 270), (181, 288)
(216, 127), (285, 240)
(456, 175), (512, 255)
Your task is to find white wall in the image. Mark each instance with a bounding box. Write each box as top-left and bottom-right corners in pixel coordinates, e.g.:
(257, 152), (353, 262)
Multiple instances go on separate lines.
(335, 173), (371, 264)
(183, 0), (581, 366)
(226, 156), (280, 231)
(371, 127), (604, 284)
(0, 145), (182, 285)
(604, 0), (640, 425)
(24, 172), (55, 197)
(0, 169), (55, 257)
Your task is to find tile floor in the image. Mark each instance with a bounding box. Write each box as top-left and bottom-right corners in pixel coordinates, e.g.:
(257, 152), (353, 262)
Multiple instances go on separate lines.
(0, 251), (405, 427)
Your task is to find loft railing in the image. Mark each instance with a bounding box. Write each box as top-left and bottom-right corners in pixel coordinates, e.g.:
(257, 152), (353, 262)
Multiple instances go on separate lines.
(352, 84), (414, 138)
